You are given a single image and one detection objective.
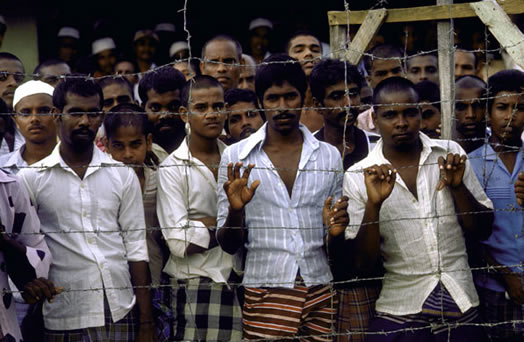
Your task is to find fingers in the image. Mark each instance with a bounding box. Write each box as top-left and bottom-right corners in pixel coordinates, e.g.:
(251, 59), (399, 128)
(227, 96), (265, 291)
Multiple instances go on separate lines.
(242, 163), (255, 179)
(518, 171), (524, 182)
(249, 179), (260, 194)
(234, 162), (242, 179)
(227, 163), (233, 182)
(24, 278), (60, 303)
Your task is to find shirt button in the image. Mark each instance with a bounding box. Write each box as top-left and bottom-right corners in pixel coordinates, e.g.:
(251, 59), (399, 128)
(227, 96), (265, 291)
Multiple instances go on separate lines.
(516, 234), (519, 239)
(87, 237), (95, 244)
(80, 183), (84, 189)
(82, 212), (86, 217)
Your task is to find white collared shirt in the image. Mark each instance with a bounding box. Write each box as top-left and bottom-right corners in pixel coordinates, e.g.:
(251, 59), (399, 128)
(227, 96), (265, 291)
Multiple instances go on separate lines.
(18, 144), (148, 330)
(217, 123), (343, 288)
(0, 145), (27, 174)
(0, 129), (25, 156)
(157, 137), (234, 283)
(344, 133), (493, 316)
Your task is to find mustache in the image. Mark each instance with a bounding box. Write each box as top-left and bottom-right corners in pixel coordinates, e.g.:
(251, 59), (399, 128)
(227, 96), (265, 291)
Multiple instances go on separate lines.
(273, 111), (295, 121)
(335, 109), (358, 122)
(72, 128), (95, 138)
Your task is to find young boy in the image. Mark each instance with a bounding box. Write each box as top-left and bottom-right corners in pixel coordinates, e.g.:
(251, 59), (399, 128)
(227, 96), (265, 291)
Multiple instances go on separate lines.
(103, 103), (165, 286)
(223, 88), (264, 144)
(414, 80), (441, 139)
(468, 69), (524, 341)
(156, 75), (242, 341)
(340, 77), (493, 341)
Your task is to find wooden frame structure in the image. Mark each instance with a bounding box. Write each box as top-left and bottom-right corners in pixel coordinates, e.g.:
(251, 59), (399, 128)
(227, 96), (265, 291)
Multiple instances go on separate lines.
(328, 0), (524, 139)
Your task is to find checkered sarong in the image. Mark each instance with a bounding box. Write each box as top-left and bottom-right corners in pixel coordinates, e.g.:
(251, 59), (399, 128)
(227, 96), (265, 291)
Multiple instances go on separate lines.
(168, 274), (242, 341)
(477, 285), (524, 341)
(43, 299), (137, 342)
(336, 284), (380, 342)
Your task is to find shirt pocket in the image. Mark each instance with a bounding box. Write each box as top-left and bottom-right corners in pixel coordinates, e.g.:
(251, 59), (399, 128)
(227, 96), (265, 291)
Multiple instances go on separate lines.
(95, 197), (120, 232)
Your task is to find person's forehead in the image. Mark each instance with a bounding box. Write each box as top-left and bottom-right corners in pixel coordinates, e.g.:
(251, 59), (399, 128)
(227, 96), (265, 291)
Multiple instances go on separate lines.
(455, 51), (475, 65)
(326, 81), (357, 92)
(204, 40), (238, 58)
(230, 101), (256, 112)
(112, 125), (144, 140)
(103, 83), (132, 98)
(372, 58), (402, 70)
(146, 88), (180, 102)
(15, 93), (53, 110)
(420, 102), (439, 111)
(289, 35), (320, 48)
(492, 91), (523, 104)
(0, 59), (23, 72)
(65, 92), (100, 107)
(41, 63), (70, 76)
(376, 90), (418, 108)
(408, 55), (437, 68)
(190, 86), (224, 102)
(115, 61), (134, 71)
(264, 81), (299, 95)
(97, 49), (115, 57)
(456, 86), (482, 100)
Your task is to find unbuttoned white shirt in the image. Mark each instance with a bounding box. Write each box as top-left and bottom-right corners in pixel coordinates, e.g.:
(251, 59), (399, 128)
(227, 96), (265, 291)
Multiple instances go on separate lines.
(344, 133), (493, 316)
(19, 144), (148, 330)
(157, 138), (234, 283)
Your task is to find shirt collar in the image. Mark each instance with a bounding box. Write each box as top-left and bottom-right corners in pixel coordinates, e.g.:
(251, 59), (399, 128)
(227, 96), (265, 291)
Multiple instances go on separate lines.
(173, 136), (227, 162)
(0, 169), (16, 183)
(2, 145), (27, 169)
(38, 143), (109, 175)
(371, 131), (448, 164)
(238, 122), (319, 160)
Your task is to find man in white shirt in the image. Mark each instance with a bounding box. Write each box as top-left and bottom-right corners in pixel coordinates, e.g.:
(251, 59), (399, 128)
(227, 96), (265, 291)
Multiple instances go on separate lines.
(157, 75), (242, 341)
(19, 78), (155, 342)
(340, 77), (493, 341)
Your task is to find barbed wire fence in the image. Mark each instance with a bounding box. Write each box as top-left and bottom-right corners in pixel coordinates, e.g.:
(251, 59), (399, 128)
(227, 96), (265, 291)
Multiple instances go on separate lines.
(0, 0), (523, 341)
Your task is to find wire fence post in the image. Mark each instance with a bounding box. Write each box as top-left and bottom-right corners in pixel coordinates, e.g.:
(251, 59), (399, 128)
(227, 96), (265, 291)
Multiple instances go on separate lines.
(437, 0), (455, 140)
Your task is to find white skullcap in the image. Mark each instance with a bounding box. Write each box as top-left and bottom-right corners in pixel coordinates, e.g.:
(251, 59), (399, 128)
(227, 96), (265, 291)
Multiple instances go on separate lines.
(155, 23), (175, 33)
(92, 37), (116, 55)
(0, 15), (5, 26)
(169, 41), (189, 58)
(133, 29), (159, 42)
(58, 26), (80, 40)
(249, 18), (273, 31)
(13, 80), (54, 110)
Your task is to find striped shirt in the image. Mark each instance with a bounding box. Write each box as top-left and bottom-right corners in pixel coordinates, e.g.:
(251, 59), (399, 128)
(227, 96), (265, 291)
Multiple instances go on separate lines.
(344, 133), (493, 316)
(217, 123), (343, 288)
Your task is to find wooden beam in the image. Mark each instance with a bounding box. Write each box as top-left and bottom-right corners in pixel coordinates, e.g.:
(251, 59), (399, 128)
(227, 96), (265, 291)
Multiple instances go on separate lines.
(344, 8), (387, 65)
(328, 0), (524, 25)
(329, 24), (346, 59)
(437, 0), (455, 140)
(471, 0), (524, 71)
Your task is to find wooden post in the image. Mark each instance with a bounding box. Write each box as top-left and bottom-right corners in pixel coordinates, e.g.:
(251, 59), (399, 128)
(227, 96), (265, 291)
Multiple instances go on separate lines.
(472, 0), (524, 70)
(344, 9), (387, 65)
(437, 0), (455, 140)
(330, 25), (347, 60)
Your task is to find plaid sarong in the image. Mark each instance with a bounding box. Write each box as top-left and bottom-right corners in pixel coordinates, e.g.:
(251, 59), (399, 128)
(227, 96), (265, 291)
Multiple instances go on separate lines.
(336, 284), (380, 342)
(43, 298), (138, 342)
(243, 282), (338, 341)
(477, 285), (524, 341)
(167, 273), (242, 342)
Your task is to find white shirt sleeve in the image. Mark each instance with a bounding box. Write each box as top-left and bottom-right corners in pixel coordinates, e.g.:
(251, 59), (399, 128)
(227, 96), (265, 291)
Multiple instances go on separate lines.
(343, 168), (368, 240)
(157, 161), (210, 258)
(118, 169), (149, 262)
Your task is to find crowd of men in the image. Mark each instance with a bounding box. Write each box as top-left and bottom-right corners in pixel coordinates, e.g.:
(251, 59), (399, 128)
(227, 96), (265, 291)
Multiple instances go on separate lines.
(0, 14), (522, 342)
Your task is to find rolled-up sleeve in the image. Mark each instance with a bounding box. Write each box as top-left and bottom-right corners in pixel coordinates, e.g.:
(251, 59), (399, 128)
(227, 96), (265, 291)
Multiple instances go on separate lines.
(343, 168), (367, 240)
(216, 148), (232, 230)
(119, 169), (149, 262)
(157, 161), (211, 258)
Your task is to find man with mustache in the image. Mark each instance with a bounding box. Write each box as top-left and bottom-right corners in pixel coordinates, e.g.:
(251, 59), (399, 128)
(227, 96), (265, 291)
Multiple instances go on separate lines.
(454, 75), (487, 153)
(0, 52), (25, 155)
(223, 88), (264, 144)
(310, 58), (380, 341)
(0, 80), (57, 175)
(18, 78), (156, 341)
(468, 69), (524, 341)
(217, 54), (349, 340)
(139, 66), (186, 162)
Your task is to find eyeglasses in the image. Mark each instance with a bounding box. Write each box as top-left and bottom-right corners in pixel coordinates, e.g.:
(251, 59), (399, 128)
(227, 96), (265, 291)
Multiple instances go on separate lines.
(103, 95), (133, 110)
(0, 71), (25, 83)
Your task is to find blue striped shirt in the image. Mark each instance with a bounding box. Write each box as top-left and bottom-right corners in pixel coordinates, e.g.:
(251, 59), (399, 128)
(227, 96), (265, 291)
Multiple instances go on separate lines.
(217, 123), (343, 288)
